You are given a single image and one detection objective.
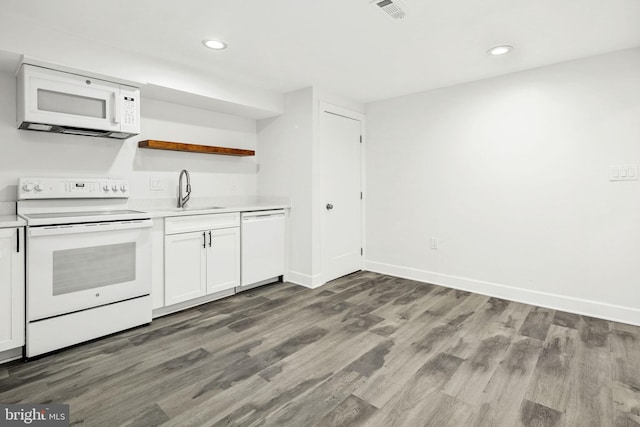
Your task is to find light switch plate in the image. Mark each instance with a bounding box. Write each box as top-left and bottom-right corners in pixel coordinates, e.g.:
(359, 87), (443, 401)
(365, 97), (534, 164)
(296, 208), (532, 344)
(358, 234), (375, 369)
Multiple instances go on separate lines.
(609, 165), (638, 181)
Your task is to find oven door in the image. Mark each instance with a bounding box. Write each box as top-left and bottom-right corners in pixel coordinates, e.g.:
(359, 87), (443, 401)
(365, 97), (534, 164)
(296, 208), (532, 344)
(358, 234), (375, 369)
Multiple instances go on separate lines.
(27, 219), (152, 321)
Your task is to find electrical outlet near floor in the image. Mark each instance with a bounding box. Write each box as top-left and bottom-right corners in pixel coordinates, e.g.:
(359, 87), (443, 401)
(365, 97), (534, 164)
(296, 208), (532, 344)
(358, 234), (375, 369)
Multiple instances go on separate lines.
(430, 237), (440, 250)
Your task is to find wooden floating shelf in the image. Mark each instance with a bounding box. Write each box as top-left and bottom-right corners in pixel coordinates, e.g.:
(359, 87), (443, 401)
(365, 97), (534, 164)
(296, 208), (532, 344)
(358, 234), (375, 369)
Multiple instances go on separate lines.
(138, 140), (255, 157)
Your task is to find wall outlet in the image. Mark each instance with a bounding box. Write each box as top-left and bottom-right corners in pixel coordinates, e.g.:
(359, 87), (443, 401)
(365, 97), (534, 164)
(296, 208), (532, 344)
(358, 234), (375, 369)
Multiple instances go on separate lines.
(430, 237), (440, 250)
(149, 177), (164, 191)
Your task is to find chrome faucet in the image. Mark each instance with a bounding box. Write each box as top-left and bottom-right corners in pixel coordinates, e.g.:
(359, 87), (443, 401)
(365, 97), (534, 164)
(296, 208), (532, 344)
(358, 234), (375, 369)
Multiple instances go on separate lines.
(178, 169), (191, 208)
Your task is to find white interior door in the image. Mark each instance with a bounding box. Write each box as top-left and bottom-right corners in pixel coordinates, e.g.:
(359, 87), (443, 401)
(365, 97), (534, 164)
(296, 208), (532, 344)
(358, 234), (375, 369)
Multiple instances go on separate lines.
(320, 109), (363, 283)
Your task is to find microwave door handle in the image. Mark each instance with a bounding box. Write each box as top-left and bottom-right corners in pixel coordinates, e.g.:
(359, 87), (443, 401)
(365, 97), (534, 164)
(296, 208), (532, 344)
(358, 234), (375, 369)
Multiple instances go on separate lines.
(112, 91), (121, 125)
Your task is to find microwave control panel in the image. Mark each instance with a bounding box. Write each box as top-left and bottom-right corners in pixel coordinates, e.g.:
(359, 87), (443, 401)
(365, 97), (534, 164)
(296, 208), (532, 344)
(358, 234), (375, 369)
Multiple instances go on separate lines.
(119, 86), (140, 134)
(122, 95), (137, 127)
(18, 177), (130, 200)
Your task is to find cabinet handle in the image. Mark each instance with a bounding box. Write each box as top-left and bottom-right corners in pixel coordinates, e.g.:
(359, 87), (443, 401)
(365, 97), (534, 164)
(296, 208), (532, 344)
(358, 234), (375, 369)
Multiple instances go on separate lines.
(209, 231), (212, 247)
(202, 232), (206, 248)
(16, 229), (20, 253)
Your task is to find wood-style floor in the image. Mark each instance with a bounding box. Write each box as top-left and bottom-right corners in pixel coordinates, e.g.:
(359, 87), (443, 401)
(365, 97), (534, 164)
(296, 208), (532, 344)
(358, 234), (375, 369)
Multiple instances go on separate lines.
(1, 272), (639, 426)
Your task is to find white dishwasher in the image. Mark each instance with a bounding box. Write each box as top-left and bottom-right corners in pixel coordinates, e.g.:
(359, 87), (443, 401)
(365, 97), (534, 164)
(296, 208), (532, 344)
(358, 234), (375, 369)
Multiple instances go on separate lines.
(240, 210), (286, 290)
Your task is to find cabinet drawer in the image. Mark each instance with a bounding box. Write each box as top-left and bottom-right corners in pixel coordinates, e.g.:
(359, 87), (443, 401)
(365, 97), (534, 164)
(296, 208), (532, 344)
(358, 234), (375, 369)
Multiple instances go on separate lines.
(165, 213), (240, 235)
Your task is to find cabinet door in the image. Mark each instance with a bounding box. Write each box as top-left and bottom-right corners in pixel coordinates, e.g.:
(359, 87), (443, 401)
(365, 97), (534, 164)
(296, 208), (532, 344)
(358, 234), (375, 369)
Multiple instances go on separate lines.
(165, 231), (207, 306)
(0, 228), (25, 352)
(206, 228), (240, 295)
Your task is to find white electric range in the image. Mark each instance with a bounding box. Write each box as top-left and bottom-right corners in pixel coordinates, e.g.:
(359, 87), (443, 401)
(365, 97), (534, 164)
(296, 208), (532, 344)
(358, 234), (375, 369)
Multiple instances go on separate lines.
(17, 177), (152, 358)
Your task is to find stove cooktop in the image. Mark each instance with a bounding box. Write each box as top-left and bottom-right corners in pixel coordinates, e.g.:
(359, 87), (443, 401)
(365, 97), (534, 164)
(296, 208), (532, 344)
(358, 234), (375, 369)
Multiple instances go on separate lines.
(24, 210), (144, 219)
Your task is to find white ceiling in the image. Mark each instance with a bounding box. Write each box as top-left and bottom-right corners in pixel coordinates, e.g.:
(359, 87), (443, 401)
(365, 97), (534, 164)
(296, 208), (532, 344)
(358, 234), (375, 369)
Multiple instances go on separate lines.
(3, 0), (640, 103)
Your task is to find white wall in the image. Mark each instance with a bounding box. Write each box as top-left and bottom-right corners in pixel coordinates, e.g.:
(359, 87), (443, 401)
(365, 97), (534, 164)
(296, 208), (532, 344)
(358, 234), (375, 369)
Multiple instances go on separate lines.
(0, 72), (258, 207)
(258, 88), (315, 284)
(365, 48), (640, 325)
(0, 11), (283, 118)
(257, 87), (364, 287)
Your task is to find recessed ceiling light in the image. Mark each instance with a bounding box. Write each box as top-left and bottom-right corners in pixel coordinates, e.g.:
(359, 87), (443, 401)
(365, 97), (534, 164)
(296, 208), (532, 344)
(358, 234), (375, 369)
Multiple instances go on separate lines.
(202, 40), (228, 50)
(487, 45), (513, 56)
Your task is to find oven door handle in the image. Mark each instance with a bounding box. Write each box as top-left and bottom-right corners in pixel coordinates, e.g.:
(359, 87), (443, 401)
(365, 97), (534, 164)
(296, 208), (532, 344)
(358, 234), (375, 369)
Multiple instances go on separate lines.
(29, 219), (153, 237)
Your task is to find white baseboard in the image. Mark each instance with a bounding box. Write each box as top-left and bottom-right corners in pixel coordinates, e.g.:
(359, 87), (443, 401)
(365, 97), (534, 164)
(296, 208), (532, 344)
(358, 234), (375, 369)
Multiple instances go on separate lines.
(287, 270), (323, 289)
(365, 260), (640, 327)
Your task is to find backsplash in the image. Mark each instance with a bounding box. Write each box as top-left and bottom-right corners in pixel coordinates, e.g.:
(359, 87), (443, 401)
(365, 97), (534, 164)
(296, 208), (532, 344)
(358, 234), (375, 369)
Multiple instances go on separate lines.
(0, 201), (15, 215)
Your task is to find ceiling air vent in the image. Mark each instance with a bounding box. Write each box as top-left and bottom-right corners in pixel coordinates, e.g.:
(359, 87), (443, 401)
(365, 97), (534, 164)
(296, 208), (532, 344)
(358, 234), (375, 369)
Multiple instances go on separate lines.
(371, 0), (407, 19)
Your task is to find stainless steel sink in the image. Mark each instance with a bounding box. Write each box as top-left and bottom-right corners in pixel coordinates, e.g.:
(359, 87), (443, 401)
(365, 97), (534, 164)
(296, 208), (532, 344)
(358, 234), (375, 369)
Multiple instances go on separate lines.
(165, 206), (226, 212)
(184, 206), (226, 211)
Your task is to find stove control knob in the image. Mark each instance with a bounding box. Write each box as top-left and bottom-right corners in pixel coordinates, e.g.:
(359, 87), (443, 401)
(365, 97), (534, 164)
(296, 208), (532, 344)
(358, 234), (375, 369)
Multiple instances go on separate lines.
(112, 183), (119, 191)
(34, 183), (44, 192)
(103, 184), (110, 192)
(120, 184), (128, 192)
(22, 183), (34, 192)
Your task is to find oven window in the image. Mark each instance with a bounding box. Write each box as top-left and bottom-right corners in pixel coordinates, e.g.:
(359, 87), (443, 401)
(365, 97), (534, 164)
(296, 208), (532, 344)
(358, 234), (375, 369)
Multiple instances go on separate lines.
(52, 243), (136, 295)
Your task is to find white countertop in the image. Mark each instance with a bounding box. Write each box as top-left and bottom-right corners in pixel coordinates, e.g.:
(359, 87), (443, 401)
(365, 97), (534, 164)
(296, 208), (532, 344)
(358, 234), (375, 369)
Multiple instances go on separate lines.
(129, 196), (290, 219)
(0, 215), (26, 228)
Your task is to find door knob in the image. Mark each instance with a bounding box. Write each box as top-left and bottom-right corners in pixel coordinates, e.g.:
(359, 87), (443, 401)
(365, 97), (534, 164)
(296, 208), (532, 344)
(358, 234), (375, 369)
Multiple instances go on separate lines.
(326, 203), (334, 210)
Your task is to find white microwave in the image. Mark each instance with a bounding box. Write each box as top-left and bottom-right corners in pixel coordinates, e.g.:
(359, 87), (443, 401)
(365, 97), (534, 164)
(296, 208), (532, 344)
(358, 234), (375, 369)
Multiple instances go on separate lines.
(17, 63), (140, 139)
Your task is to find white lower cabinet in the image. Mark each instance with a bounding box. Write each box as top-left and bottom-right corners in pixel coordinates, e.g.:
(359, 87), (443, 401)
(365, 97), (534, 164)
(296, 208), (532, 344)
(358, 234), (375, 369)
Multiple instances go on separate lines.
(165, 230), (208, 305)
(0, 227), (25, 353)
(207, 228), (240, 295)
(164, 213), (240, 307)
